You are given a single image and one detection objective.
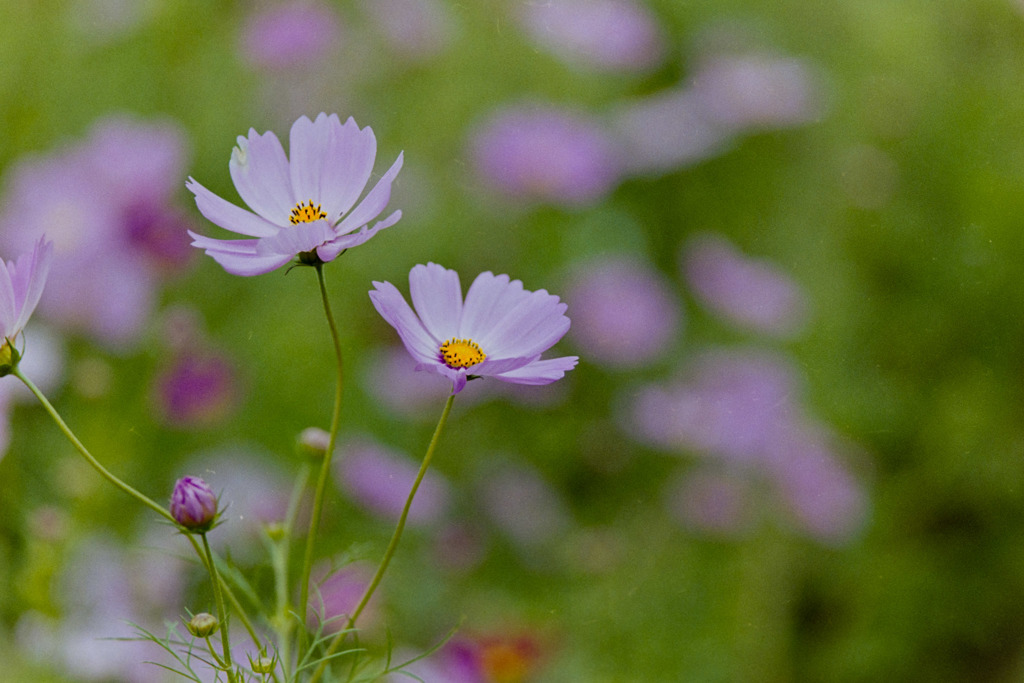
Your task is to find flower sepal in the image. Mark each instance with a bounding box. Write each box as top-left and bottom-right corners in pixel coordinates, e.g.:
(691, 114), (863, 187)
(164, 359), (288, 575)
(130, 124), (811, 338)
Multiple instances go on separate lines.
(0, 341), (21, 377)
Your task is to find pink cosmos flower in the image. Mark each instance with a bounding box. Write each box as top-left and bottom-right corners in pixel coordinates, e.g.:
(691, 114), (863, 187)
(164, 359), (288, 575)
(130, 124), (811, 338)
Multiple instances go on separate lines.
(0, 237), (53, 349)
(187, 113), (404, 276)
(369, 263), (578, 394)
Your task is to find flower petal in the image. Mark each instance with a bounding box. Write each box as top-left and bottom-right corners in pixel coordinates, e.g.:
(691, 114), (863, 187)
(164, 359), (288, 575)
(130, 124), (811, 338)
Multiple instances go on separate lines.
(292, 114), (378, 221)
(229, 128), (294, 224)
(0, 258), (15, 339)
(409, 263), (462, 341)
(475, 288), (569, 358)
(333, 152), (404, 236)
(188, 231), (292, 276)
(255, 219), (335, 256)
(316, 210), (401, 262)
(369, 280), (443, 364)
(460, 271), (523, 339)
(9, 237), (53, 335)
(492, 356), (579, 385)
(187, 178), (280, 238)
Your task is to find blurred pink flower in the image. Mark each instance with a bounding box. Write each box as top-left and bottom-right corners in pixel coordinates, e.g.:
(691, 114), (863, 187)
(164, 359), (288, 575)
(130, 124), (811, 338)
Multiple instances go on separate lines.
(151, 306), (240, 428)
(565, 255), (681, 368)
(690, 52), (822, 132)
(0, 116), (193, 348)
(17, 531), (187, 682)
(393, 633), (542, 683)
(359, 0), (454, 62)
(311, 561), (379, 634)
(478, 463), (572, 549)
(518, 0), (666, 73)
(334, 437), (450, 525)
(239, 2), (342, 70)
(608, 87), (732, 175)
(470, 104), (622, 207)
(628, 347), (869, 544)
(683, 232), (808, 337)
(664, 468), (755, 537)
(153, 351), (239, 427)
(627, 348), (800, 464)
(763, 422), (868, 545)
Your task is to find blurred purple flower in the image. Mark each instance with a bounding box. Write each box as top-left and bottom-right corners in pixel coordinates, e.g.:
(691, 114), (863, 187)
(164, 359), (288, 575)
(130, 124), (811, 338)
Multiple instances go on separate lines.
(359, 0), (454, 62)
(0, 116), (193, 348)
(629, 347), (869, 544)
(518, 0), (666, 73)
(564, 255), (681, 368)
(608, 87), (732, 175)
(690, 53), (822, 132)
(763, 422), (868, 545)
(370, 263), (578, 394)
(153, 351), (238, 427)
(664, 468), (754, 537)
(363, 345), (458, 417)
(478, 463), (572, 548)
(188, 113), (403, 275)
(627, 348), (800, 465)
(0, 236), (53, 348)
(392, 634), (542, 683)
(311, 561), (379, 634)
(682, 232), (808, 337)
(151, 306), (239, 428)
(334, 437), (450, 526)
(470, 104), (622, 207)
(239, 2), (342, 70)
(17, 532), (186, 682)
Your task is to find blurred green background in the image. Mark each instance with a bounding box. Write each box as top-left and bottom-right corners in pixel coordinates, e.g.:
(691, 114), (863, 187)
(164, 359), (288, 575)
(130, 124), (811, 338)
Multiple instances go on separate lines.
(3, 0), (1024, 681)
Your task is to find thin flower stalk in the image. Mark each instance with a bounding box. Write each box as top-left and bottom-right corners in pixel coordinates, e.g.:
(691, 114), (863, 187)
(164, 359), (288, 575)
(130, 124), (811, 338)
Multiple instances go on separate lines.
(201, 532), (237, 683)
(297, 263), (345, 651)
(308, 393), (455, 683)
(13, 366), (176, 524)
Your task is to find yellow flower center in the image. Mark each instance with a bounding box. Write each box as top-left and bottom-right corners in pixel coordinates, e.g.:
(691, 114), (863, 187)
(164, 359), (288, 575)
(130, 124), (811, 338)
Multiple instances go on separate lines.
(440, 338), (486, 369)
(289, 199), (327, 224)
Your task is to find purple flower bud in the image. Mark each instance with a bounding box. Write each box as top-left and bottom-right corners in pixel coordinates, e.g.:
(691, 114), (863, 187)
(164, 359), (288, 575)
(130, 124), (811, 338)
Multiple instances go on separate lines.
(170, 477), (218, 532)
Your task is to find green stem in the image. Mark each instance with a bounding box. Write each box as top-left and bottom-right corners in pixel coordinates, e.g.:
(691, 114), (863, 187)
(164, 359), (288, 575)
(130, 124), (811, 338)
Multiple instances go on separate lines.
(272, 465), (310, 679)
(13, 367), (175, 524)
(202, 532), (236, 683)
(297, 264), (345, 647)
(308, 394), (455, 683)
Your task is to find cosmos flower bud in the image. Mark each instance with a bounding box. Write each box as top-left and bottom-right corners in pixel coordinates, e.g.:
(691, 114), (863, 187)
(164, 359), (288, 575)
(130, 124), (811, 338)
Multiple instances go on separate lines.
(186, 612), (219, 638)
(249, 653), (276, 675)
(170, 476), (218, 532)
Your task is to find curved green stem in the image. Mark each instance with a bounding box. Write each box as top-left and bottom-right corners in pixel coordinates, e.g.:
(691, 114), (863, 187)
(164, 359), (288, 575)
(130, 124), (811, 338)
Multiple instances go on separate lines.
(13, 367), (175, 524)
(308, 394), (455, 683)
(202, 532), (236, 683)
(298, 264), (345, 643)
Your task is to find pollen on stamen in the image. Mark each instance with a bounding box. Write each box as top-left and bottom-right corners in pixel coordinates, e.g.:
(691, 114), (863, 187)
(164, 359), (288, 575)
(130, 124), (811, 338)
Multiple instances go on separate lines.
(289, 199), (327, 224)
(440, 338), (486, 369)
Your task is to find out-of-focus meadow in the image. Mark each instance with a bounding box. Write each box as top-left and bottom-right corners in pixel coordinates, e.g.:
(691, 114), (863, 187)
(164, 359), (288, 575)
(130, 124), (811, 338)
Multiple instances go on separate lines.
(3, 0), (1024, 680)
